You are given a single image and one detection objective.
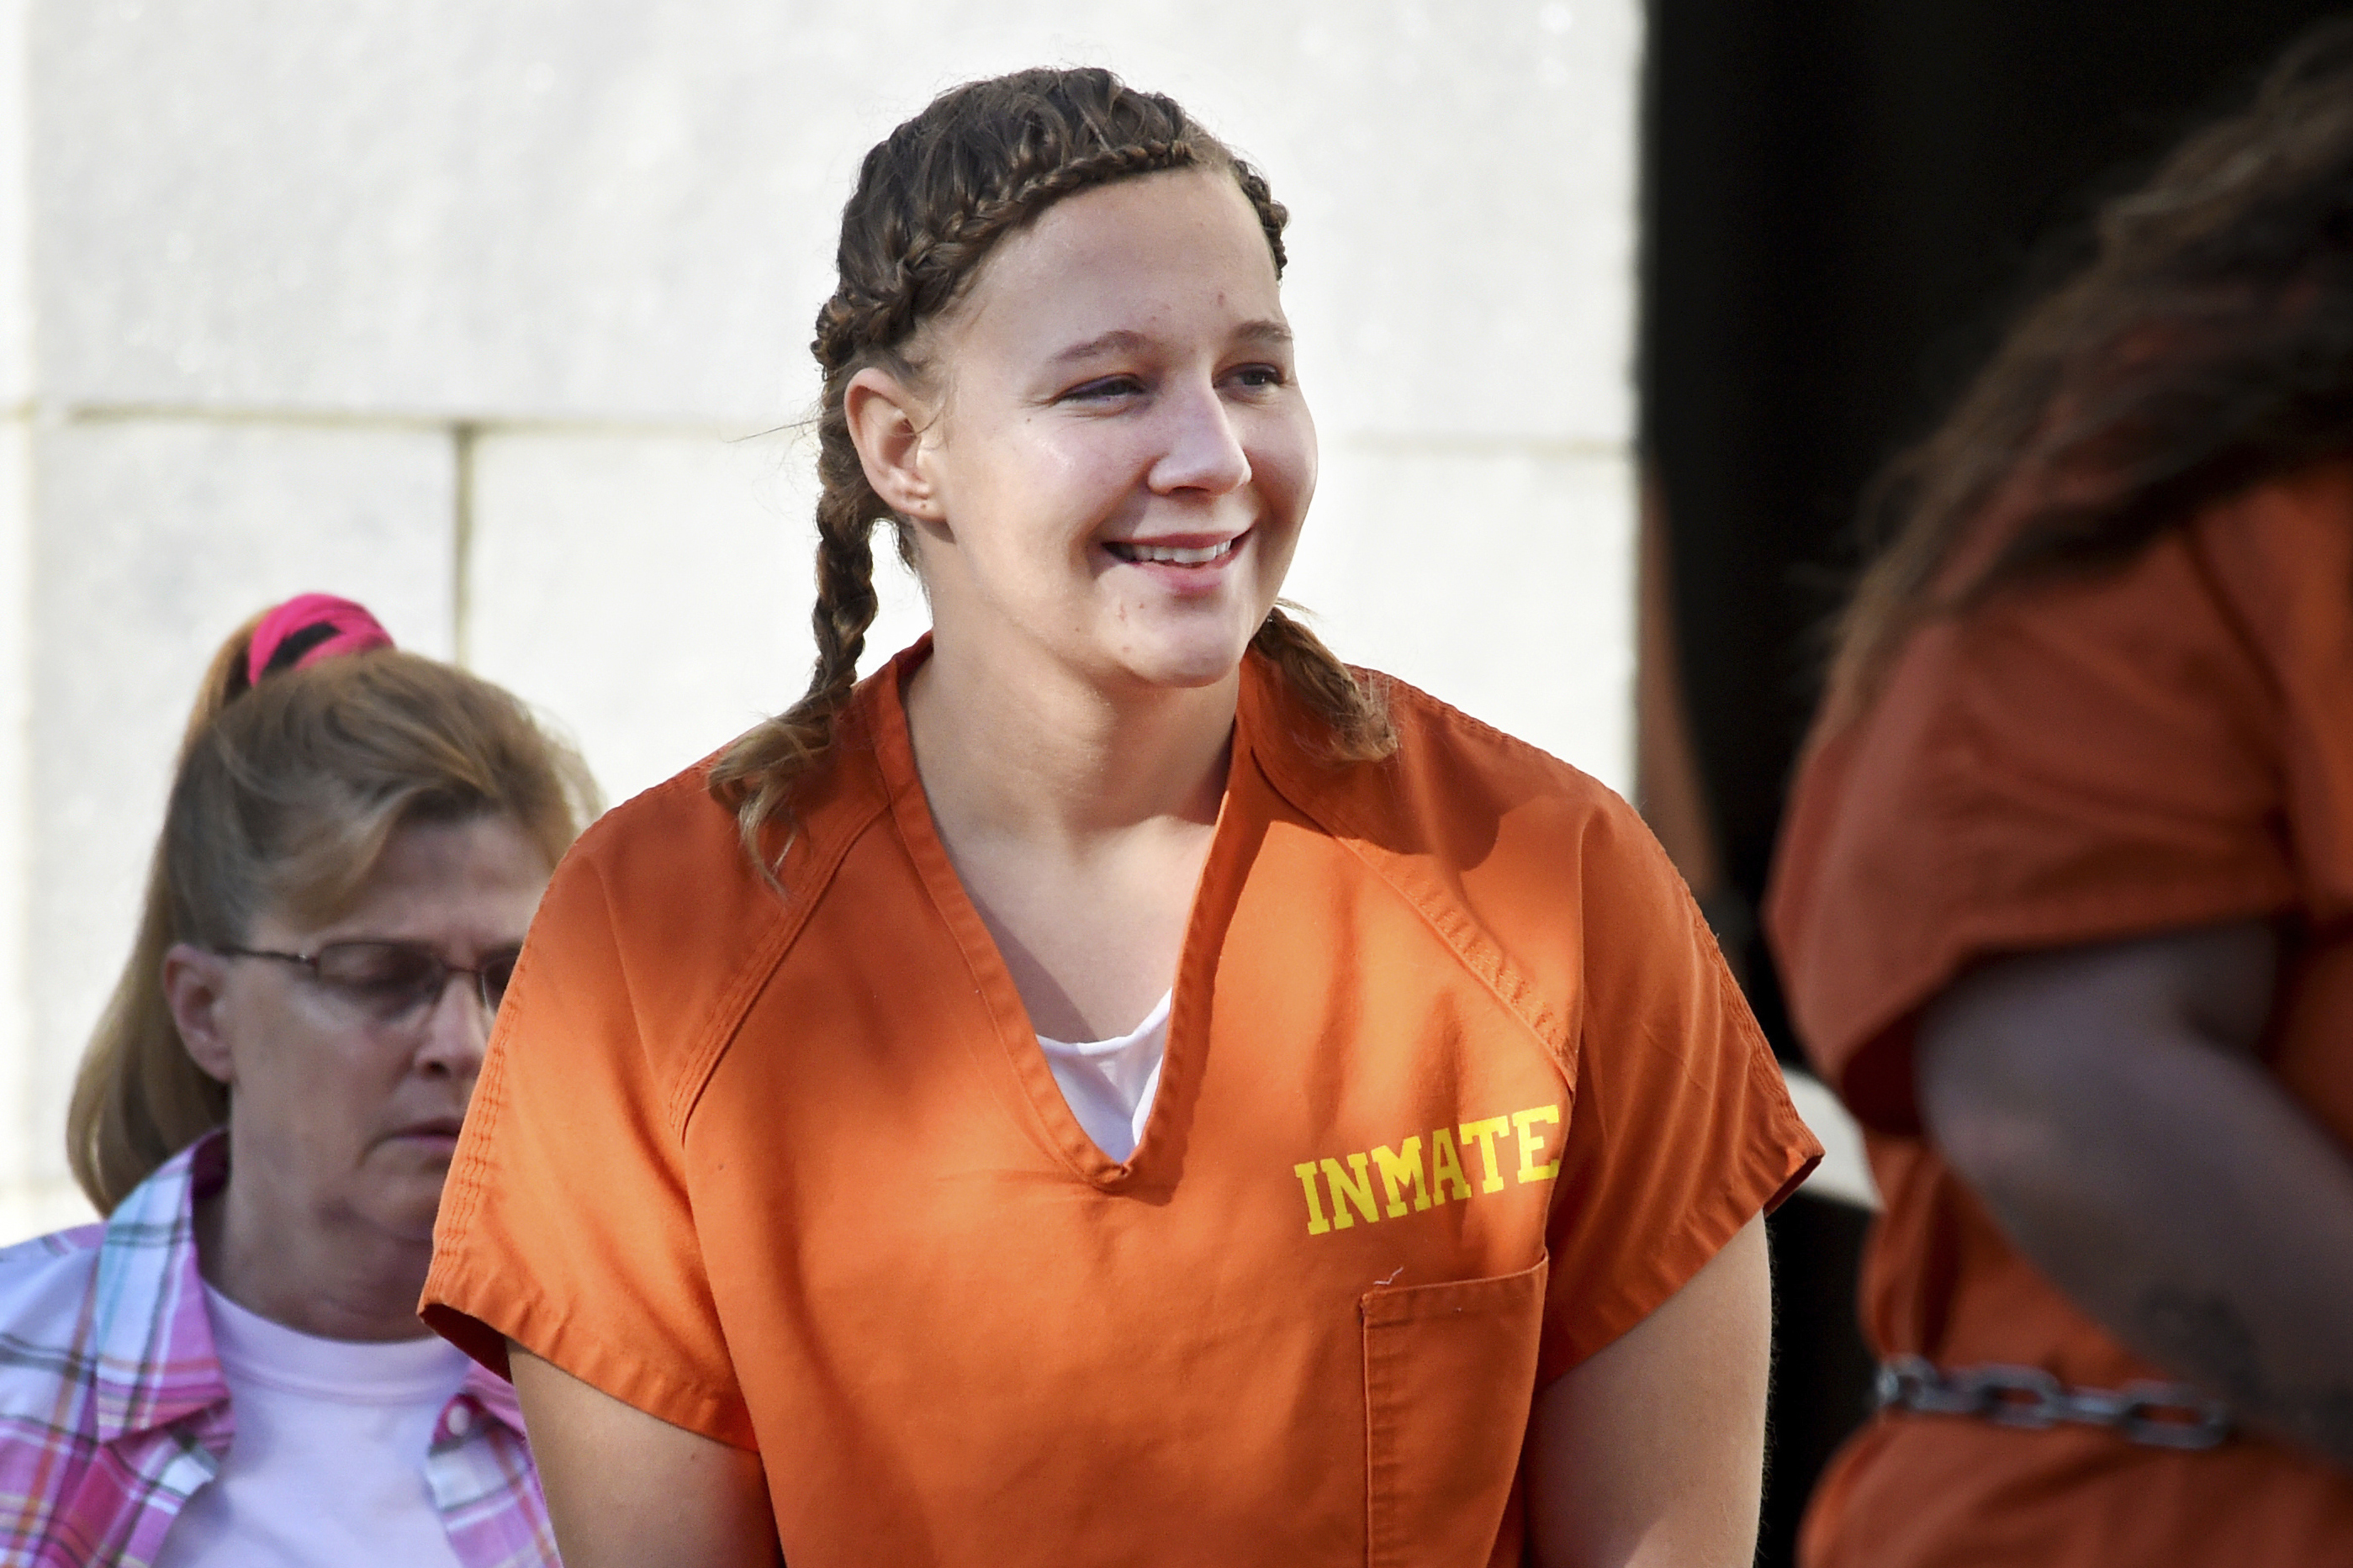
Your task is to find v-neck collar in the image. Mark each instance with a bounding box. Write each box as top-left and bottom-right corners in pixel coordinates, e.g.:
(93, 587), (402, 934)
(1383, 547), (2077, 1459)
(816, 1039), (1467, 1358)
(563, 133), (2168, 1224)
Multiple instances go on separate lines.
(863, 640), (1263, 1190)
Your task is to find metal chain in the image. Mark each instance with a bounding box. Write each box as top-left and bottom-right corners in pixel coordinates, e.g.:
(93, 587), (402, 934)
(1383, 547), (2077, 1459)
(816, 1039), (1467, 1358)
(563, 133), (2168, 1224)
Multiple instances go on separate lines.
(1875, 1355), (2234, 1451)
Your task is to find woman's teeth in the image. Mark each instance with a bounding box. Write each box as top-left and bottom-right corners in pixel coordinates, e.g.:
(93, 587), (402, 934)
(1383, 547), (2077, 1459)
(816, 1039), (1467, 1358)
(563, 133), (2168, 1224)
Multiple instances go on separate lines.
(1109, 538), (1238, 565)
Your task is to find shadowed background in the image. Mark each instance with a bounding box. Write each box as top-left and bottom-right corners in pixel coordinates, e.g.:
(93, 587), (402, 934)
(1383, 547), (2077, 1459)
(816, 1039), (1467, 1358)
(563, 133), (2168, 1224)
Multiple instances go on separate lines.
(1641, 5), (2351, 1561)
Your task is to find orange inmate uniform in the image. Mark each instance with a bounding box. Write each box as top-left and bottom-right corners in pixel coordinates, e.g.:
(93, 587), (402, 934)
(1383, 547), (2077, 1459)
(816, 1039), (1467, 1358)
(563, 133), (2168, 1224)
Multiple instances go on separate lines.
(1768, 462), (2353, 1566)
(424, 642), (1820, 1566)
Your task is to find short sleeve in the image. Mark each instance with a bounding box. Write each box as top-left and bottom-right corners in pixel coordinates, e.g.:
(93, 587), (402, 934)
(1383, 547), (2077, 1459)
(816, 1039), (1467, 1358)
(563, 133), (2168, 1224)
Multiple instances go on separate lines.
(1765, 468), (2353, 1132)
(422, 829), (757, 1449)
(1536, 803), (1822, 1382)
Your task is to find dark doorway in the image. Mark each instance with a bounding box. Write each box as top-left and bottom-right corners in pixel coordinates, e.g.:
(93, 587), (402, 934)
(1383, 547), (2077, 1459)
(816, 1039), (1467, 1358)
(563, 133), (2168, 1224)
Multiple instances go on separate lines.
(1637, 6), (2350, 1565)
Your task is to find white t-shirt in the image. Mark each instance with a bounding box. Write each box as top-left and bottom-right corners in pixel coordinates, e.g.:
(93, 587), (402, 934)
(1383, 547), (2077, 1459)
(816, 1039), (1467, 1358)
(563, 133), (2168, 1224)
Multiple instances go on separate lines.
(1037, 991), (1171, 1162)
(156, 1283), (473, 1568)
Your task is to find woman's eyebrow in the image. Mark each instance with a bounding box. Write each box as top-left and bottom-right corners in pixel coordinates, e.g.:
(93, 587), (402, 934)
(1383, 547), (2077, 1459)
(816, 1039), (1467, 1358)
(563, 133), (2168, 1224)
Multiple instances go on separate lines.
(1046, 319), (1294, 367)
(1048, 329), (1149, 366)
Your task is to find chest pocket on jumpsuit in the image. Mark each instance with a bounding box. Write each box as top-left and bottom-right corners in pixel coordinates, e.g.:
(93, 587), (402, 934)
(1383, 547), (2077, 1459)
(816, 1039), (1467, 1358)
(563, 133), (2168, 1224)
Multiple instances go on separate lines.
(1360, 1253), (1549, 1567)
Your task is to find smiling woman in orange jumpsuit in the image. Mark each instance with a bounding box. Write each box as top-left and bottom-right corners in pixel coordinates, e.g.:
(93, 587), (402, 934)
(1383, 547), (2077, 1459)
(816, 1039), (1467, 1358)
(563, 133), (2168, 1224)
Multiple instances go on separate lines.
(424, 67), (1821, 1568)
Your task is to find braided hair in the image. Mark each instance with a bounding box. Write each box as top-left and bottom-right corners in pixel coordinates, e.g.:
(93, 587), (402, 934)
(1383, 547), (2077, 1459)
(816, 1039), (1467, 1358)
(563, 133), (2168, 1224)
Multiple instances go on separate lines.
(710, 66), (1393, 875)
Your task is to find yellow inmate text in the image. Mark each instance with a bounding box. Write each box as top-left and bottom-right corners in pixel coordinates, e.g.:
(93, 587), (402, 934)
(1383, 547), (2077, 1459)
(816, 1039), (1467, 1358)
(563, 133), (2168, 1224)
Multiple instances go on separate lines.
(1290, 1103), (1563, 1236)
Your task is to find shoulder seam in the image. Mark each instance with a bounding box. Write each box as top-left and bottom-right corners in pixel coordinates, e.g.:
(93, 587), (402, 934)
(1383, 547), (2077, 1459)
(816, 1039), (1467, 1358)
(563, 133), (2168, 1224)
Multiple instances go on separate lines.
(1382, 673), (1578, 775)
(1248, 741), (1575, 1075)
(2181, 514), (2292, 716)
(658, 794), (894, 1138)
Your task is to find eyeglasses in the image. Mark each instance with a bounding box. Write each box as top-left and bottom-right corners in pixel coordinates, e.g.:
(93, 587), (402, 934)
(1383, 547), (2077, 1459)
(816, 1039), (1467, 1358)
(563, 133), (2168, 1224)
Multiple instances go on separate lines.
(219, 940), (521, 1025)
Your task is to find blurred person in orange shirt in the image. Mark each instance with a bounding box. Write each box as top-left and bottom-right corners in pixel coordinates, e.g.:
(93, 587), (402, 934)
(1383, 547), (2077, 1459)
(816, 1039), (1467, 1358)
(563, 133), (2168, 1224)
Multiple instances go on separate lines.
(1768, 21), (2353, 1567)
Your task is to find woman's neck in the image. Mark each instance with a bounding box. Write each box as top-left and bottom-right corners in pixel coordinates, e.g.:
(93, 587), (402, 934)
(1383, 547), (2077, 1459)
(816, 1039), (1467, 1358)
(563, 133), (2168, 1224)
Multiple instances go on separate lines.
(905, 635), (1238, 847)
(902, 633), (1238, 1040)
(196, 1162), (439, 1344)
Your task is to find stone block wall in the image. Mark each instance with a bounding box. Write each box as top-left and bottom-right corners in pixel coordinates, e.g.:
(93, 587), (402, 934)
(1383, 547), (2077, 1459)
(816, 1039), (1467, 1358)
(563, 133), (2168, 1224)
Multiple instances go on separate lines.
(0, 0), (1640, 1240)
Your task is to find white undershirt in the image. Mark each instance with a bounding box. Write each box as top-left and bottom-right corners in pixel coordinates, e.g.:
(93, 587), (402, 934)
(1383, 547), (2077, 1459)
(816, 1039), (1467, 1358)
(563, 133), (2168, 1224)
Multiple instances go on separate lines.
(1037, 991), (1171, 1162)
(156, 1283), (472, 1568)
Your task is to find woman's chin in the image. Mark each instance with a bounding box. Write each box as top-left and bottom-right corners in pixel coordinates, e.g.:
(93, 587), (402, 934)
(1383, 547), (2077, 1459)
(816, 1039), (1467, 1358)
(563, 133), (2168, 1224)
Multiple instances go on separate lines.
(1098, 609), (1272, 690)
(362, 1196), (450, 1248)
(1113, 640), (1254, 693)
(351, 1163), (456, 1241)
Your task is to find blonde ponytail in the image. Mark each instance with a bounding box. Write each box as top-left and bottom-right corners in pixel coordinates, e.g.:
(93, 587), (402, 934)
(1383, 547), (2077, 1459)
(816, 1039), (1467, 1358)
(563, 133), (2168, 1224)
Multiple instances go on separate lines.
(67, 611), (269, 1210)
(65, 608), (595, 1213)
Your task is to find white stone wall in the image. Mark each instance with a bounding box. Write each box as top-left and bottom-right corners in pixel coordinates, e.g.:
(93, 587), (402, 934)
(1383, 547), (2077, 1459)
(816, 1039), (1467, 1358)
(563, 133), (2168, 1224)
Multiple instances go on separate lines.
(0, 0), (1641, 1242)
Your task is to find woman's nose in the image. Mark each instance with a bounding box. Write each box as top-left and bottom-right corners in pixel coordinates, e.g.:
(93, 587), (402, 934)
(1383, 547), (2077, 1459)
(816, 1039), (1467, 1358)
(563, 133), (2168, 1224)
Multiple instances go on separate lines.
(413, 972), (492, 1076)
(1149, 381), (1252, 495)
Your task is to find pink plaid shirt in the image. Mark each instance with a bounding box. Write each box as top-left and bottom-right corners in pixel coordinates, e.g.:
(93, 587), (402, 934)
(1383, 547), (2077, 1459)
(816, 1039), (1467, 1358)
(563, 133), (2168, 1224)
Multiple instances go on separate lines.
(0, 1134), (560, 1567)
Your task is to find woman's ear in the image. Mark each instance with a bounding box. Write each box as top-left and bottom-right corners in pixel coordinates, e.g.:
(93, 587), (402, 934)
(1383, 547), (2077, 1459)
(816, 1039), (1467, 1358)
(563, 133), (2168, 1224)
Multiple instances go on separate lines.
(843, 367), (944, 523)
(163, 943), (238, 1086)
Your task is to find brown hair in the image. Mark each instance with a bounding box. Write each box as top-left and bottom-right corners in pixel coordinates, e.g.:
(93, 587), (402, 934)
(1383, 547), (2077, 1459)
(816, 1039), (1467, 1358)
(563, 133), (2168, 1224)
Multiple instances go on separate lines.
(66, 613), (598, 1213)
(707, 66), (1393, 874)
(1826, 20), (2353, 724)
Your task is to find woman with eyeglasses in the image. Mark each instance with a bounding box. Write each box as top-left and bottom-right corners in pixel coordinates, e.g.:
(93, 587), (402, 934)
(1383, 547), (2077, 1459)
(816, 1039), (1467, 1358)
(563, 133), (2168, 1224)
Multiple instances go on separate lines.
(0, 594), (595, 1568)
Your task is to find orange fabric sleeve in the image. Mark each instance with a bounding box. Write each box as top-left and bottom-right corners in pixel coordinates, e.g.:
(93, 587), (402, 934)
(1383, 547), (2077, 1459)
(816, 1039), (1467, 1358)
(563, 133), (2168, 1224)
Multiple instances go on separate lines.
(1536, 804), (1821, 1382)
(1766, 469), (2353, 1132)
(421, 823), (757, 1449)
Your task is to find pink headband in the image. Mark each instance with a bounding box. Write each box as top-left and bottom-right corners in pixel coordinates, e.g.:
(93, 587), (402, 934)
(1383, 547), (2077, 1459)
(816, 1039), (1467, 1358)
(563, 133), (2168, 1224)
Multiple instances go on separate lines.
(245, 594), (395, 688)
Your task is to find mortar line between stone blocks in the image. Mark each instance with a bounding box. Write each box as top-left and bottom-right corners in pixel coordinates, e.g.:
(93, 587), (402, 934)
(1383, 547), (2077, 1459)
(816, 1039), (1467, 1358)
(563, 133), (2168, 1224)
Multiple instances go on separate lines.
(51, 402), (801, 444)
(44, 405), (1600, 460)
(3, 414), (28, 1185)
(452, 424), (476, 668)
